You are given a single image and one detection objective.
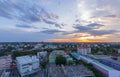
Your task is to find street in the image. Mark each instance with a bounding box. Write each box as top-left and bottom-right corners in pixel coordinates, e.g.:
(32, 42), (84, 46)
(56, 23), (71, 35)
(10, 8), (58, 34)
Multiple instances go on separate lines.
(9, 68), (20, 77)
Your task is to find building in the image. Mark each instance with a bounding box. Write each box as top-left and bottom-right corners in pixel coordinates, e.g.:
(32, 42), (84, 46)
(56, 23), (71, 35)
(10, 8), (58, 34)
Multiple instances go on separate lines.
(49, 50), (65, 63)
(89, 55), (111, 60)
(99, 58), (120, 71)
(63, 54), (73, 63)
(77, 45), (91, 55)
(16, 55), (39, 77)
(37, 51), (47, 58)
(71, 52), (120, 77)
(34, 43), (43, 49)
(44, 44), (57, 49)
(0, 55), (12, 77)
(49, 50), (73, 63)
(0, 70), (6, 77)
(70, 52), (81, 60)
(118, 49), (120, 54)
(37, 51), (48, 62)
(0, 55), (12, 70)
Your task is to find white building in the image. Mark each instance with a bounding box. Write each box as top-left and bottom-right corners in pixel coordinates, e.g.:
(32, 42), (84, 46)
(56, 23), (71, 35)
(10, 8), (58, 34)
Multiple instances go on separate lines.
(0, 55), (12, 70)
(37, 51), (47, 58)
(71, 52), (120, 77)
(49, 50), (65, 63)
(44, 44), (57, 49)
(77, 45), (91, 55)
(34, 44), (43, 49)
(118, 49), (120, 54)
(16, 55), (39, 77)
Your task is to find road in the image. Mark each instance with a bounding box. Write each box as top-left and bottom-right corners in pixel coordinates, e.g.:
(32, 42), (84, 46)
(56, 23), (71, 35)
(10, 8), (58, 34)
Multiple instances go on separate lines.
(34, 69), (45, 77)
(9, 68), (20, 77)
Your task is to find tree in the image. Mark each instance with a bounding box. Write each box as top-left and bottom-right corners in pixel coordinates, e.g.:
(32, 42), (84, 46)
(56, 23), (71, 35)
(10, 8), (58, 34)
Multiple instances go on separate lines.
(55, 55), (67, 65)
(12, 51), (23, 59)
(68, 60), (74, 65)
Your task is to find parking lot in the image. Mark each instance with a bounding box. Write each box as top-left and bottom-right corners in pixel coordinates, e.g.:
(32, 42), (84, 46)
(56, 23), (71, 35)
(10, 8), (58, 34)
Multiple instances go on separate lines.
(48, 64), (93, 77)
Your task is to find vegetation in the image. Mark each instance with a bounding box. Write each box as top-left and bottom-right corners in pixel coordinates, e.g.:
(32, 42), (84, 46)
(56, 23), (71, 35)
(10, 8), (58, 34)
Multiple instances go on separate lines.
(55, 55), (67, 65)
(41, 61), (47, 69)
(78, 60), (104, 77)
(68, 60), (74, 65)
(12, 50), (39, 59)
(91, 46), (117, 55)
(70, 53), (103, 77)
(0, 51), (8, 56)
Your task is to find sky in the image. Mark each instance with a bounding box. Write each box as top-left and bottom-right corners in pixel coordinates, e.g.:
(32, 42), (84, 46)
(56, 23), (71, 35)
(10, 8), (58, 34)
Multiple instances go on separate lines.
(0, 0), (120, 42)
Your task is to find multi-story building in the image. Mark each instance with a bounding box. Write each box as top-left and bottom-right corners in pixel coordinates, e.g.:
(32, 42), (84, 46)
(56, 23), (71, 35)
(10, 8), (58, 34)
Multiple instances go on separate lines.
(99, 58), (120, 71)
(44, 44), (57, 49)
(77, 45), (91, 55)
(71, 52), (120, 77)
(49, 50), (73, 63)
(16, 55), (39, 77)
(118, 49), (120, 54)
(0, 55), (12, 70)
(37, 51), (47, 62)
(37, 51), (47, 58)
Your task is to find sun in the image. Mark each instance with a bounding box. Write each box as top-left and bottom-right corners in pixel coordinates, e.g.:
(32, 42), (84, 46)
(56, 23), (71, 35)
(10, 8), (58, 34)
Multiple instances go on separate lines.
(76, 36), (95, 42)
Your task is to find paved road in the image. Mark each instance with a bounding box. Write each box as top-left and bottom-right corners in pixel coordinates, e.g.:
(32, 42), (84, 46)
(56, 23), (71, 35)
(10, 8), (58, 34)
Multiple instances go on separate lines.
(34, 69), (44, 77)
(9, 68), (20, 77)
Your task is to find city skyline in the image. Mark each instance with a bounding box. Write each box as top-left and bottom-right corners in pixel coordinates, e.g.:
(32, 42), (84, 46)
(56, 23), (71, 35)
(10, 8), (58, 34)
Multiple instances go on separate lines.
(0, 0), (120, 42)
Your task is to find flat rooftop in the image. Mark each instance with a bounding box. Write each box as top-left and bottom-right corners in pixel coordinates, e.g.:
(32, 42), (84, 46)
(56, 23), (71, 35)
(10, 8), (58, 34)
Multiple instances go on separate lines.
(71, 52), (118, 71)
(16, 55), (39, 65)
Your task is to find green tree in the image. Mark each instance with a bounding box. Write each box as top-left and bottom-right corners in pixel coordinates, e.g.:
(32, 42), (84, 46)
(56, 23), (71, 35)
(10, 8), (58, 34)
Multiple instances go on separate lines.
(12, 51), (23, 59)
(68, 60), (74, 65)
(55, 55), (67, 65)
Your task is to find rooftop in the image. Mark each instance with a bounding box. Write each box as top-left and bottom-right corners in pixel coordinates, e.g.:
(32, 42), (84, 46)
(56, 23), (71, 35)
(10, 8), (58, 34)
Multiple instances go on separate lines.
(71, 52), (118, 71)
(16, 55), (39, 65)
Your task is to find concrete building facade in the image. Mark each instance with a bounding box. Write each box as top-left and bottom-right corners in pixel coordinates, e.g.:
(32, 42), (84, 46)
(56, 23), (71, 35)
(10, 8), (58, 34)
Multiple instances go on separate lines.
(16, 55), (39, 77)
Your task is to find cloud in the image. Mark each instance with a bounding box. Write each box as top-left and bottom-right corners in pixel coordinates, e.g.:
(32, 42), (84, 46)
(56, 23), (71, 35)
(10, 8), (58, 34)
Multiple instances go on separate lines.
(42, 19), (56, 25)
(73, 24), (91, 32)
(0, 0), (41, 22)
(42, 19), (64, 28)
(0, 0), (63, 28)
(89, 30), (117, 36)
(0, 0), (66, 28)
(104, 15), (118, 18)
(41, 29), (65, 34)
(73, 23), (118, 36)
(15, 24), (37, 29)
(73, 23), (104, 32)
(0, 29), (51, 42)
(87, 23), (104, 29)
